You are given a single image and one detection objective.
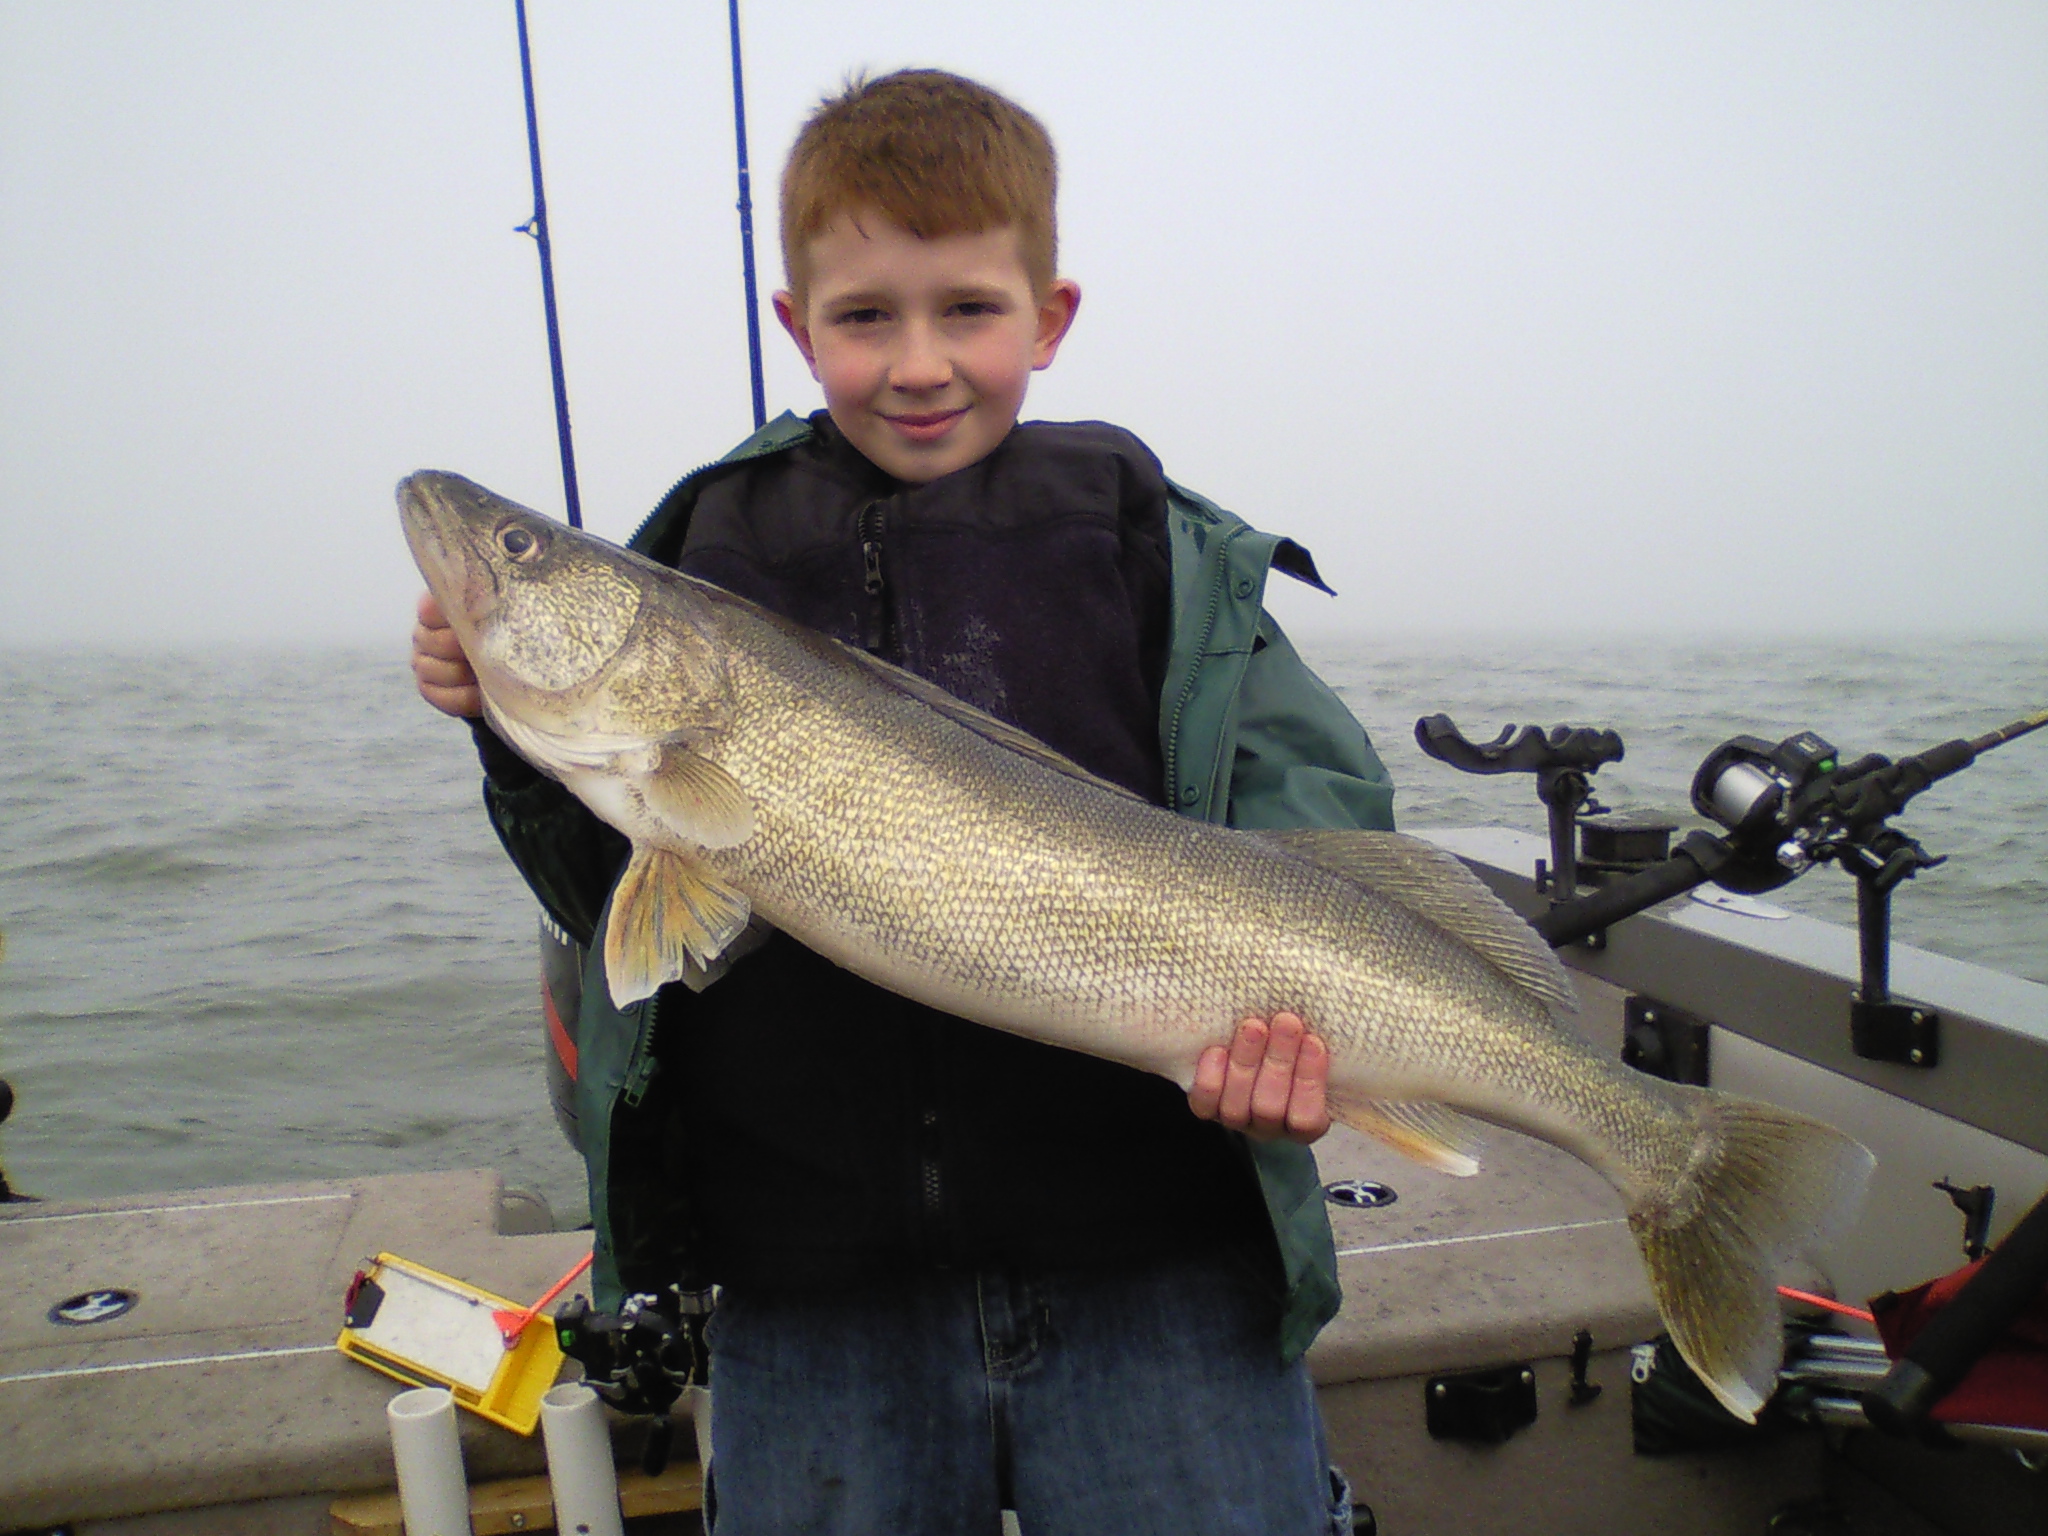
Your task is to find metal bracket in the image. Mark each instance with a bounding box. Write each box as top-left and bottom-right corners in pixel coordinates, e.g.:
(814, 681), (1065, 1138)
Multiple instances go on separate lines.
(1425, 1364), (1538, 1443)
(1851, 997), (1940, 1068)
(1621, 997), (1712, 1087)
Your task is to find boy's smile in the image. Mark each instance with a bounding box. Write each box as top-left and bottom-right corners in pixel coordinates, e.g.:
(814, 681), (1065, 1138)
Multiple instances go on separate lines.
(775, 214), (1079, 483)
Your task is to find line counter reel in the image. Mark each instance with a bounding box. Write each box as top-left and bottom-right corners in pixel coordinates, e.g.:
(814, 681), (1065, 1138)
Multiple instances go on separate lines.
(1691, 729), (1847, 886)
(554, 1283), (712, 1476)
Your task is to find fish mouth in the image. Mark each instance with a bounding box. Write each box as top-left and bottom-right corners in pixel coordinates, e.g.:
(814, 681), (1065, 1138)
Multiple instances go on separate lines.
(398, 471), (503, 635)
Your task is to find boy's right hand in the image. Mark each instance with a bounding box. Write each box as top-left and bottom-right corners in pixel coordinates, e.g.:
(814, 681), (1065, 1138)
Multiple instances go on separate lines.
(1187, 1012), (1331, 1144)
(411, 591), (483, 719)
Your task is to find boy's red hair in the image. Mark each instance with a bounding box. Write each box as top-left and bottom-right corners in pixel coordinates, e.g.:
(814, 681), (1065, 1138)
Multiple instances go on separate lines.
(781, 70), (1057, 301)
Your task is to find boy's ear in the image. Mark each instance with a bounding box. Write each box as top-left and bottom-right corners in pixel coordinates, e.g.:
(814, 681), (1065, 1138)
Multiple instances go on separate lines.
(773, 291), (822, 381)
(1032, 279), (1082, 371)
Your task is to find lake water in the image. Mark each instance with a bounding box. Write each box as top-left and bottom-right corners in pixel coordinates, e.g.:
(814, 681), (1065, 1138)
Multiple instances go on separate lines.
(1, 636), (2042, 1219)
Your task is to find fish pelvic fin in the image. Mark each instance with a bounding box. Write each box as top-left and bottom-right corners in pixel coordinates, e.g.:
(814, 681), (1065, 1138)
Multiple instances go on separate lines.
(1260, 830), (1577, 1015)
(1326, 1094), (1482, 1177)
(604, 845), (752, 1007)
(1630, 1087), (1874, 1422)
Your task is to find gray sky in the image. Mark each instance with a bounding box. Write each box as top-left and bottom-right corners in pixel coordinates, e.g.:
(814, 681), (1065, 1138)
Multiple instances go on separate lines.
(2, 2), (2043, 646)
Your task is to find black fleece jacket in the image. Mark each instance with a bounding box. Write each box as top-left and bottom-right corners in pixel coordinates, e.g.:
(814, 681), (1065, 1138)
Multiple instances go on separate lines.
(488, 417), (1276, 1294)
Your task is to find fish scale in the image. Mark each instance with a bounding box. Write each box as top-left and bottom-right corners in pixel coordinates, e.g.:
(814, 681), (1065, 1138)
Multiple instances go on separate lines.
(708, 632), (1515, 1092)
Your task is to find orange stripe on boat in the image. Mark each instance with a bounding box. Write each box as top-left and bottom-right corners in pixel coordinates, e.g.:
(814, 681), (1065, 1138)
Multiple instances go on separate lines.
(543, 973), (578, 1079)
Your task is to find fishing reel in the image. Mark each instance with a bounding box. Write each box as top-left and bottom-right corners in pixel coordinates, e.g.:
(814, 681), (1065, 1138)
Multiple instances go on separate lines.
(555, 1283), (712, 1474)
(1689, 729), (1944, 895)
(1691, 730), (1838, 859)
(1671, 733), (1925, 901)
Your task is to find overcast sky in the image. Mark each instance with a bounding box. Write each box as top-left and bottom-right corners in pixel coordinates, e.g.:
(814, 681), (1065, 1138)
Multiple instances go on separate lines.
(2, 2), (2043, 646)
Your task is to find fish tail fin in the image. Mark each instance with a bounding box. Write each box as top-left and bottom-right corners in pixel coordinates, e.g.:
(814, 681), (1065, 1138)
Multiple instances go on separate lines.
(1629, 1088), (1874, 1422)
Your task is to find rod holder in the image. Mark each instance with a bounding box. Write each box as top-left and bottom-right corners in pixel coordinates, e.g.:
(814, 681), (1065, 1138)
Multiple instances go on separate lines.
(386, 1387), (472, 1536)
(689, 1383), (715, 1476)
(541, 1383), (625, 1536)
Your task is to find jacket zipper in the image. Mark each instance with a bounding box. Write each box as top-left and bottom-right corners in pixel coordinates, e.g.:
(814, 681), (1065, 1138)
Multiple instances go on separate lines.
(911, 1010), (947, 1264)
(625, 415), (813, 550)
(858, 503), (886, 595)
(919, 1107), (944, 1223)
(1162, 523), (1243, 818)
(857, 501), (896, 656)
(620, 994), (660, 1107)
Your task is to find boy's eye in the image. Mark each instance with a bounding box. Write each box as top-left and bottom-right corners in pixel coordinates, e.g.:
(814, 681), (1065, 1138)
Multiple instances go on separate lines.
(835, 307), (887, 326)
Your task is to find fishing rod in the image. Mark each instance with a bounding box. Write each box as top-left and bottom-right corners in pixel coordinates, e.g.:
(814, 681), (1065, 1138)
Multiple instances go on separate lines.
(509, 3), (767, 520)
(1422, 706), (2048, 1067)
(1421, 707), (2046, 943)
(512, 0), (584, 528)
(728, 0), (767, 431)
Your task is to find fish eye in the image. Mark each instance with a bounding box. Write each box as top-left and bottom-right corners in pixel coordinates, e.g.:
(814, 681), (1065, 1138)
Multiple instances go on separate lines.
(498, 523), (546, 562)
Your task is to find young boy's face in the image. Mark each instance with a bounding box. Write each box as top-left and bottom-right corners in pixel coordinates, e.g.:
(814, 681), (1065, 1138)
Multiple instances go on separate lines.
(774, 213), (1079, 483)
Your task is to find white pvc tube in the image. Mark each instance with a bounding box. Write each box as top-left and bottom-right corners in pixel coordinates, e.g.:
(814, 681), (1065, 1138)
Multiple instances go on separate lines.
(687, 1384), (714, 1476)
(386, 1387), (473, 1536)
(540, 1383), (625, 1536)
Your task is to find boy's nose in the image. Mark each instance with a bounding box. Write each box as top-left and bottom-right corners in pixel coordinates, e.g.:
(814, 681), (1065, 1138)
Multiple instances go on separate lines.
(889, 323), (953, 392)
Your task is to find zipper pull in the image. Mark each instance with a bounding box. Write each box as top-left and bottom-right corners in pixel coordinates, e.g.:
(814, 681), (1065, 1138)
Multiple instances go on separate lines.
(858, 503), (885, 595)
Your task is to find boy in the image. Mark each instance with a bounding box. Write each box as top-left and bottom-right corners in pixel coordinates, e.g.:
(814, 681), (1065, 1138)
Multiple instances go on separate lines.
(413, 70), (1393, 1534)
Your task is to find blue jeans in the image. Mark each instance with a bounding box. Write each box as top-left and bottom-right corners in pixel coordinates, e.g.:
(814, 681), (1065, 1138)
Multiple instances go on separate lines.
(702, 1252), (1350, 1535)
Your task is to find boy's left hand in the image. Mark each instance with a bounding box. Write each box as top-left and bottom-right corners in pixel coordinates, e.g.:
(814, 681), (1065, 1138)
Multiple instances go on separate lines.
(1187, 1013), (1331, 1144)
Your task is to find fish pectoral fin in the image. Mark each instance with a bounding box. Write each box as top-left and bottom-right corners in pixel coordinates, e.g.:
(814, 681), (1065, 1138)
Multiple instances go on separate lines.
(636, 743), (756, 850)
(1325, 1094), (1482, 1177)
(1261, 829), (1577, 1015)
(604, 845), (752, 1007)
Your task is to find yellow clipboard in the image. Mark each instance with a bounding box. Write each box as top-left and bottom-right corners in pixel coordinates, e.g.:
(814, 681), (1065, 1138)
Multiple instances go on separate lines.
(336, 1252), (563, 1435)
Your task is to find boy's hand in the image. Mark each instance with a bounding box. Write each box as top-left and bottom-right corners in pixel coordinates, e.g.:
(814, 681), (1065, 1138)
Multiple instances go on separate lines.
(412, 591), (483, 719)
(1187, 1013), (1332, 1144)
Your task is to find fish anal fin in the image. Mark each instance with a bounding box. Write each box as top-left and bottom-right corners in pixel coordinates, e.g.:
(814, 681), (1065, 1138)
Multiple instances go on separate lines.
(637, 743), (755, 850)
(604, 845), (752, 1007)
(1326, 1093), (1482, 1177)
(1263, 829), (1577, 1015)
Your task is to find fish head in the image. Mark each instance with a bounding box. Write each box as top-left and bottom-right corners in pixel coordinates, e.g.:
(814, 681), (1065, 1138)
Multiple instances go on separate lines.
(398, 470), (734, 749)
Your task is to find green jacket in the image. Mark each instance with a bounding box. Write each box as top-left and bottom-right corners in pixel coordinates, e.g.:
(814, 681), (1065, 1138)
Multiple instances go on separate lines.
(484, 412), (1395, 1361)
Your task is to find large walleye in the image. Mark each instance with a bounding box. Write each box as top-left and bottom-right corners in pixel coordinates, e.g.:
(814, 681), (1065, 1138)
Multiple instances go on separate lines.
(402, 470), (1871, 1421)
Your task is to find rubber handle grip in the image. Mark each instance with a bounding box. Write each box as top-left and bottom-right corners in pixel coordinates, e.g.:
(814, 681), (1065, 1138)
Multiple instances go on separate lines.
(1530, 833), (1728, 948)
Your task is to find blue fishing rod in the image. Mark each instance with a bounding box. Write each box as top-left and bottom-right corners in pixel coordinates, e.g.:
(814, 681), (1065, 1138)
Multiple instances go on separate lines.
(513, 0), (583, 528)
(729, 0), (767, 431)
(519, 6), (769, 1481)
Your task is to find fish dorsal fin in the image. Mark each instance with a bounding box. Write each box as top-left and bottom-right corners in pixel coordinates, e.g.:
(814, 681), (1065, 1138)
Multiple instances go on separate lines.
(1326, 1094), (1482, 1177)
(827, 642), (1146, 802)
(605, 845), (752, 1007)
(637, 742), (755, 849)
(1262, 829), (1578, 1014)
(681, 573), (1146, 805)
